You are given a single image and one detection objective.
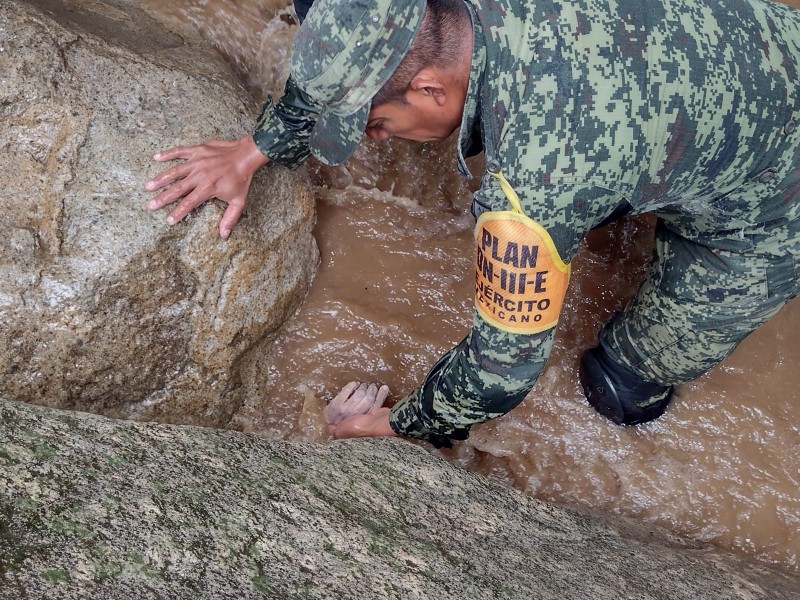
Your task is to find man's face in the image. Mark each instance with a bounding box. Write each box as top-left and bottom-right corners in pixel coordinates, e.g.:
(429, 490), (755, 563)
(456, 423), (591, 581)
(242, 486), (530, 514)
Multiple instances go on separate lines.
(365, 93), (462, 143)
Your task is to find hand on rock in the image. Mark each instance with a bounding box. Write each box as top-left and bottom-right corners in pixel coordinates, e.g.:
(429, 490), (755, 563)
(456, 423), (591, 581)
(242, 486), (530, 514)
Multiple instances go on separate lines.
(144, 134), (268, 239)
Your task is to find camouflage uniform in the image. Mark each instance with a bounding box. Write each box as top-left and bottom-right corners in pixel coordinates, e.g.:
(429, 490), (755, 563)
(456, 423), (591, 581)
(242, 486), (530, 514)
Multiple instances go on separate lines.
(254, 0), (800, 446)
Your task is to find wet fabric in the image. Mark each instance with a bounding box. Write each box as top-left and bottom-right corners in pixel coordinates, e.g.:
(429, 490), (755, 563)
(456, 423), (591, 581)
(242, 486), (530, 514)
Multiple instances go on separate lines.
(252, 0), (800, 444)
(474, 171), (571, 334)
(598, 224), (800, 386)
(389, 0), (800, 443)
(254, 0), (425, 166)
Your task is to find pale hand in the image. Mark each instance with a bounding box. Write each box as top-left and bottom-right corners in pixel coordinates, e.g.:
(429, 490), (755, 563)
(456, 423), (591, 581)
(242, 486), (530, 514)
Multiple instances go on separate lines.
(325, 382), (397, 440)
(144, 135), (269, 239)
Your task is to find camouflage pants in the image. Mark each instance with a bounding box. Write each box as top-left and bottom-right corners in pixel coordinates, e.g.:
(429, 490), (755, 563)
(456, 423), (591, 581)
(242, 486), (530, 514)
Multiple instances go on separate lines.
(599, 220), (800, 386)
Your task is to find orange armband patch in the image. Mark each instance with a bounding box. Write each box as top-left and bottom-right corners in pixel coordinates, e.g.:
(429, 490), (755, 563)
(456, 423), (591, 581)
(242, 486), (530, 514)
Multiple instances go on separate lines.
(474, 171), (570, 334)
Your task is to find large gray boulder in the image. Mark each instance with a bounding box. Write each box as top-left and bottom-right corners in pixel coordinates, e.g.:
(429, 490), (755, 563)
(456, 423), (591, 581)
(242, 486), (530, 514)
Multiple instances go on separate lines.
(1, 398), (798, 600)
(0, 0), (318, 426)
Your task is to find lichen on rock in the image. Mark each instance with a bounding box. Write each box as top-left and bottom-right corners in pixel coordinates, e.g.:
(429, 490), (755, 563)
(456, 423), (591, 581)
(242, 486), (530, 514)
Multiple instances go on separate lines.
(2, 399), (799, 599)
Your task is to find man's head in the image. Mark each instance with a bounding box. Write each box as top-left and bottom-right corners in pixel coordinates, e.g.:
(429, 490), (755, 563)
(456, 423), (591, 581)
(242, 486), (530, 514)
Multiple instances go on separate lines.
(290, 0), (472, 164)
(366, 0), (472, 144)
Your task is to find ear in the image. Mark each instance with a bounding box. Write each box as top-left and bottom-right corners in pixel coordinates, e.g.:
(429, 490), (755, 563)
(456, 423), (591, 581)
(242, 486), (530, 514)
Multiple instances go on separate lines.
(408, 68), (448, 106)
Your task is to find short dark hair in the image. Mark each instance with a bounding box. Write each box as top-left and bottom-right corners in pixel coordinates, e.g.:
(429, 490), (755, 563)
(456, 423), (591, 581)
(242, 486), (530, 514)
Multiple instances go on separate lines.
(372, 0), (471, 106)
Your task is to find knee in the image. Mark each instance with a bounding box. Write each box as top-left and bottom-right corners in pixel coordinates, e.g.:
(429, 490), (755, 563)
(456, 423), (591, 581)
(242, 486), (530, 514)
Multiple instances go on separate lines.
(579, 345), (674, 425)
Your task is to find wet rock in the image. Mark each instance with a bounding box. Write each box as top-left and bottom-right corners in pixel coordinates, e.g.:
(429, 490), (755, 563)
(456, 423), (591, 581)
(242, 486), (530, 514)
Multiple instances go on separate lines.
(1, 398), (798, 599)
(0, 0), (318, 426)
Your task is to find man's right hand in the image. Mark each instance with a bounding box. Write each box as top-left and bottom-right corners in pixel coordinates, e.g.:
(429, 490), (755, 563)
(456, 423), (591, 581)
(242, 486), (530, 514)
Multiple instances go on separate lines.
(144, 134), (269, 239)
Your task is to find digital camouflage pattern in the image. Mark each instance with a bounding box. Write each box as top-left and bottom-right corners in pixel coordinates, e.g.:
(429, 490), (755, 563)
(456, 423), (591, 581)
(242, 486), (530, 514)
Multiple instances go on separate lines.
(253, 0), (800, 445)
(391, 0), (800, 444)
(254, 0), (424, 166)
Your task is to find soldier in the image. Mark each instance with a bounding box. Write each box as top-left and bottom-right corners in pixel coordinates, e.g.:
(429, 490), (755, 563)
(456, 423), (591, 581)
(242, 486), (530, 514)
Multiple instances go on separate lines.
(145, 0), (800, 447)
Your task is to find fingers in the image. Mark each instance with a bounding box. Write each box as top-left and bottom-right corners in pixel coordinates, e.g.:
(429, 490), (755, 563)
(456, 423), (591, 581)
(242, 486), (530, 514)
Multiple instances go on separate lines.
(150, 139), (234, 168)
(166, 185), (213, 225)
(220, 200), (246, 239)
(324, 381), (391, 426)
(346, 383), (374, 415)
(145, 175), (197, 211)
(324, 381), (360, 424)
(372, 384), (390, 411)
(153, 145), (197, 163)
(148, 182), (235, 232)
(145, 141), (230, 192)
(144, 161), (194, 194)
(332, 381), (360, 406)
(145, 138), (260, 238)
(351, 383), (385, 414)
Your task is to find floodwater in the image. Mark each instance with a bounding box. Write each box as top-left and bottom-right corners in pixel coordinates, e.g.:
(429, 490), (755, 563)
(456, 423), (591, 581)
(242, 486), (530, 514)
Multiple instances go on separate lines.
(142, 0), (800, 573)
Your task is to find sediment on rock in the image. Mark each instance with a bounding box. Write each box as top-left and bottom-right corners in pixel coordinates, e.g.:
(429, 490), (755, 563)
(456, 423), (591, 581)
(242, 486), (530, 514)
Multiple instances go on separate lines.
(1, 399), (798, 600)
(0, 0), (318, 426)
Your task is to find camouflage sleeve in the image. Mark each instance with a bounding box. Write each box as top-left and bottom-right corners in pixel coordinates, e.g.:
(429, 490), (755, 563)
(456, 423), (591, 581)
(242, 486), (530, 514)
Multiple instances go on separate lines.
(387, 164), (587, 447)
(386, 166), (578, 447)
(252, 77), (319, 169)
(388, 312), (556, 447)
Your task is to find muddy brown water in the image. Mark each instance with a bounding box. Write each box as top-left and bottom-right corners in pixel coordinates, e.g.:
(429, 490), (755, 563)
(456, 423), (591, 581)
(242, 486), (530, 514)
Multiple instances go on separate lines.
(143, 0), (800, 572)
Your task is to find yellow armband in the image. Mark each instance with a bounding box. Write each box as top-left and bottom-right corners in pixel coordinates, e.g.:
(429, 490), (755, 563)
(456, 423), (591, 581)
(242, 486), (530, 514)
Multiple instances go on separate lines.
(474, 171), (571, 334)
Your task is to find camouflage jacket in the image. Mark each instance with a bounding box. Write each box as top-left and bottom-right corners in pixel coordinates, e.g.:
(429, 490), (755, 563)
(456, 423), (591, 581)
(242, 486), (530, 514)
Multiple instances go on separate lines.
(253, 0), (800, 446)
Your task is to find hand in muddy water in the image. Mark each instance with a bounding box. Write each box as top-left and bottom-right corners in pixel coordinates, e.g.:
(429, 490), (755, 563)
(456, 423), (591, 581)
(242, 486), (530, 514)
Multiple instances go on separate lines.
(325, 382), (397, 440)
(144, 134), (268, 239)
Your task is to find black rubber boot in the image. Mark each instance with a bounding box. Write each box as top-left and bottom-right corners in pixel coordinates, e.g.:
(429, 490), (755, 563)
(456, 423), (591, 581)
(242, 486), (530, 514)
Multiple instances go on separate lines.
(580, 346), (674, 425)
(294, 0), (315, 23)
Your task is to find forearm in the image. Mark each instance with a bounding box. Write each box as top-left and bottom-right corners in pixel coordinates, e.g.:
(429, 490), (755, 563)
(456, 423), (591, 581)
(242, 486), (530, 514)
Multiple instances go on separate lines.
(389, 315), (556, 447)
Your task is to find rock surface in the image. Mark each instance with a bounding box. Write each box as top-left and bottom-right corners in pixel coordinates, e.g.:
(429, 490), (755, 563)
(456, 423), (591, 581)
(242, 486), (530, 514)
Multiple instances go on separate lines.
(0, 0), (318, 426)
(1, 398), (798, 600)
